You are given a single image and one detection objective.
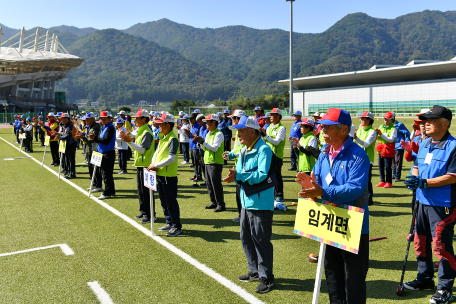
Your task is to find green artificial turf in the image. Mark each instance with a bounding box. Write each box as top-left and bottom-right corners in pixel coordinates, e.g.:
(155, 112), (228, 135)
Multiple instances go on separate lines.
(0, 118), (452, 303)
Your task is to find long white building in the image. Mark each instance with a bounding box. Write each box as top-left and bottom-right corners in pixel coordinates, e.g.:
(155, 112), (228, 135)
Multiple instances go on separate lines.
(280, 58), (456, 117)
(0, 27), (83, 114)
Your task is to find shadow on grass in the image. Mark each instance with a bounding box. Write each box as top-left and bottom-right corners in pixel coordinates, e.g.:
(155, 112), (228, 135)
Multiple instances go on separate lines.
(374, 193), (411, 198)
(273, 278), (318, 292)
(366, 279), (433, 300)
(370, 210), (410, 217)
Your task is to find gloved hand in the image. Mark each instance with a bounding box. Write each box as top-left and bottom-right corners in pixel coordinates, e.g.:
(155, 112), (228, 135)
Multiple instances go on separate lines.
(404, 174), (427, 190)
(194, 136), (205, 144)
(259, 129), (266, 137)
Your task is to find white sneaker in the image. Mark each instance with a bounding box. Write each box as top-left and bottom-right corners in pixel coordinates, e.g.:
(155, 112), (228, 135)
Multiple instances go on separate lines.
(98, 195), (111, 200)
(181, 161), (188, 164)
(87, 187), (103, 192)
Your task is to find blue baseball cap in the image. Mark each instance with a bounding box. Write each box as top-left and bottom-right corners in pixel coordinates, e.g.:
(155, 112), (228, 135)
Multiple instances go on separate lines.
(254, 106), (261, 111)
(315, 108), (352, 126)
(223, 109), (230, 114)
(26, 117), (31, 122)
(115, 118), (124, 124)
(217, 112), (222, 117)
(85, 112), (96, 119)
(193, 109), (201, 114)
(20, 115), (25, 118)
(229, 116), (260, 130)
(293, 110), (302, 116)
(56, 112), (62, 116)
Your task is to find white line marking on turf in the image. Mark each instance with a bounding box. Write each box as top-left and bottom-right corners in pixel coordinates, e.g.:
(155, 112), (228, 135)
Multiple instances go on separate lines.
(0, 243), (74, 257)
(0, 137), (265, 304)
(87, 281), (114, 304)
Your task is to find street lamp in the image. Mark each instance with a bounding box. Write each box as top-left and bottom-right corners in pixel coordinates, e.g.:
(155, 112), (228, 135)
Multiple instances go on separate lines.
(286, 0), (295, 116)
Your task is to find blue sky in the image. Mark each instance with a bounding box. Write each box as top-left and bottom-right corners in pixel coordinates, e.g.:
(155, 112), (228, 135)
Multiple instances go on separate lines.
(2, 0), (455, 33)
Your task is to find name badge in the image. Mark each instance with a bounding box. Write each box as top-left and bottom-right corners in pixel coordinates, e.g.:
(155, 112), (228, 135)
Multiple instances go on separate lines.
(325, 172), (333, 185)
(424, 153), (433, 164)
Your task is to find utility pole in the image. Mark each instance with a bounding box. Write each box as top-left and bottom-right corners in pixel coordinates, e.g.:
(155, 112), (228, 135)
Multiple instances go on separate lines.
(286, 0), (295, 116)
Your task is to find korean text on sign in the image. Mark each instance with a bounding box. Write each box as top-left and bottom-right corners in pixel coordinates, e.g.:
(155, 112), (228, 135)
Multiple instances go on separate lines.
(143, 169), (157, 191)
(294, 197), (364, 254)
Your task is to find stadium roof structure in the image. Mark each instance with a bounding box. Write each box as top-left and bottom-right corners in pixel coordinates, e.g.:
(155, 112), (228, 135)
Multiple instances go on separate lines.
(279, 57), (456, 91)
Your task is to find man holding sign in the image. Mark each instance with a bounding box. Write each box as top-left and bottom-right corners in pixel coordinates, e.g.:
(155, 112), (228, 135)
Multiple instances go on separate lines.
(147, 113), (182, 237)
(297, 108), (370, 304)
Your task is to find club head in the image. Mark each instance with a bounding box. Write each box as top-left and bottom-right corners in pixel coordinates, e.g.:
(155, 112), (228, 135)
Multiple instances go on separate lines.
(396, 285), (404, 296)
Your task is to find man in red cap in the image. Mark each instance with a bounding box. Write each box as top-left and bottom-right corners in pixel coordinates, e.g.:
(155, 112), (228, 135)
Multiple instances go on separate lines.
(40, 113), (60, 166)
(375, 111), (398, 188)
(89, 111), (116, 199)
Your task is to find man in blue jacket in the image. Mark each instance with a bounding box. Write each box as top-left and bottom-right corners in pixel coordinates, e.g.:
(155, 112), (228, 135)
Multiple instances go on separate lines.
(404, 106), (456, 304)
(392, 112), (411, 182)
(223, 116), (275, 294)
(288, 110), (302, 171)
(298, 108), (370, 304)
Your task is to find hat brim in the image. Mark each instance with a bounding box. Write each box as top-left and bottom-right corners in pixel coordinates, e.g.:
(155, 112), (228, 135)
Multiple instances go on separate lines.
(202, 118), (216, 122)
(314, 119), (340, 125)
(267, 112), (281, 116)
(419, 114), (441, 120)
(299, 122), (314, 127)
(229, 124), (259, 130)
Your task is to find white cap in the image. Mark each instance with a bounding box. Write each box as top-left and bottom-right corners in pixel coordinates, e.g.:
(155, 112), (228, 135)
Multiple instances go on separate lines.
(202, 114), (219, 122)
(117, 110), (126, 115)
(155, 113), (175, 123)
(47, 112), (55, 117)
(229, 109), (246, 118)
(229, 116), (260, 130)
(179, 111), (184, 116)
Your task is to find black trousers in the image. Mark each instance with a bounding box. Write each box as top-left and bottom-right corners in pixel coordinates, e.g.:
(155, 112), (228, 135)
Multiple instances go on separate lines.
(50, 141), (60, 164)
(181, 142), (189, 162)
(39, 131), (45, 145)
(392, 149), (404, 179)
(100, 150), (116, 196)
(191, 149), (202, 179)
(224, 140), (231, 153)
(118, 149), (128, 172)
(205, 164), (225, 207)
(274, 158), (284, 199)
(290, 145), (299, 169)
(378, 155), (393, 183)
(240, 208), (274, 281)
(136, 167), (153, 218)
(157, 176), (181, 229)
(325, 234), (369, 304)
(25, 137), (33, 152)
(199, 151), (206, 180)
(65, 143), (77, 176)
(87, 152), (102, 188)
(34, 131), (38, 141)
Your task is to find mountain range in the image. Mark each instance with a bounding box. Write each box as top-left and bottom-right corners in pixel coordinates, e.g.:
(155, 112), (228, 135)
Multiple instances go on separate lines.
(2, 10), (456, 104)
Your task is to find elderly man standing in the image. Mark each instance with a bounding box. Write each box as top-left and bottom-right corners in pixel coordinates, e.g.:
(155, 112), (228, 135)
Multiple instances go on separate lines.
(223, 115), (275, 294)
(262, 108), (286, 203)
(288, 110), (303, 171)
(298, 108), (370, 304)
(55, 113), (77, 179)
(194, 114), (225, 212)
(403, 106), (456, 304)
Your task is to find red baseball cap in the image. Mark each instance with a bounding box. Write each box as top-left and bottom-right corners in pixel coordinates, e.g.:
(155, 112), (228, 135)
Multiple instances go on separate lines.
(133, 109), (149, 118)
(316, 108), (352, 126)
(155, 113), (175, 123)
(32, 117), (37, 120)
(384, 111), (395, 120)
(267, 108), (282, 115)
(202, 114), (219, 122)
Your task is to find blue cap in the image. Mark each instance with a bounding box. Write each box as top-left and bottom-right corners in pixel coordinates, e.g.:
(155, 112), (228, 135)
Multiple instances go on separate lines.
(293, 110), (302, 116)
(115, 115), (120, 119)
(56, 112), (62, 116)
(21, 115), (25, 118)
(193, 109), (201, 114)
(26, 117), (31, 122)
(115, 118), (124, 124)
(263, 114), (270, 118)
(229, 116), (260, 130)
(254, 106), (261, 111)
(315, 108), (352, 126)
(217, 112), (222, 117)
(85, 112), (96, 119)
(223, 109), (230, 114)
(38, 115), (43, 118)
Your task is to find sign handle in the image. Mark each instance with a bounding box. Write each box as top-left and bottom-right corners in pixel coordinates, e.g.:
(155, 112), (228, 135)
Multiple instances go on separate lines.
(88, 165), (98, 197)
(312, 243), (327, 304)
(19, 138), (23, 153)
(11, 127), (14, 144)
(41, 145), (47, 167)
(149, 189), (155, 235)
(58, 152), (63, 180)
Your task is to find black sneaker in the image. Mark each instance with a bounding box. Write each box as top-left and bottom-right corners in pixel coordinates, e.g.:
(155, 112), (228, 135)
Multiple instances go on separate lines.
(205, 203), (217, 209)
(404, 279), (435, 291)
(255, 279), (274, 293)
(430, 289), (454, 304)
(238, 272), (260, 282)
(214, 206), (226, 212)
(135, 214), (144, 219)
(287, 167), (297, 171)
(158, 224), (172, 231)
(166, 227), (182, 237)
(395, 178), (401, 182)
(141, 217), (151, 224)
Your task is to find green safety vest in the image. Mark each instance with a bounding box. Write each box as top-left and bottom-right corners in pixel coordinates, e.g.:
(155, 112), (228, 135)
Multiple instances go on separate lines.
(265, 122), (285, 159)
(319, 131), (325, 147)
(155, 131), (179, 177)
(134, 124), (155, 168)
(298, 132), (317, 172)
(377, 123), (395, 145)
(233, 132), (245, 165)
(203, 128), (224, 165)
(356, 125), (376, 163)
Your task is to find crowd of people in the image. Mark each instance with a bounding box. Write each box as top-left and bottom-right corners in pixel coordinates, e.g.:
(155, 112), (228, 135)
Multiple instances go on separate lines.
(9, 104), (456, 302)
